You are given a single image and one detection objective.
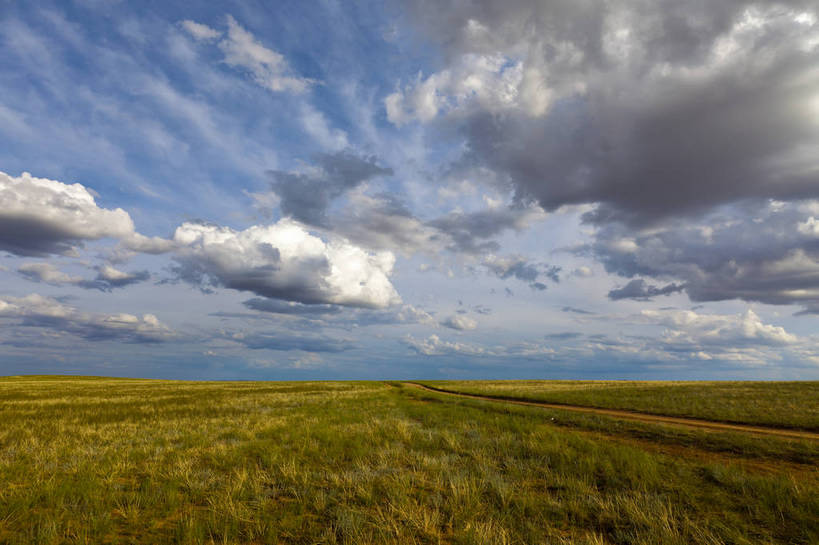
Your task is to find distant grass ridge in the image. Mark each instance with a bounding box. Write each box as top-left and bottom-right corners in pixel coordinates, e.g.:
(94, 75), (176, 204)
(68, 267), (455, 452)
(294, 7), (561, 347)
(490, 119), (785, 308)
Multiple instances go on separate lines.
(420, 380), (819, 432)
(0, 376), (816, 544)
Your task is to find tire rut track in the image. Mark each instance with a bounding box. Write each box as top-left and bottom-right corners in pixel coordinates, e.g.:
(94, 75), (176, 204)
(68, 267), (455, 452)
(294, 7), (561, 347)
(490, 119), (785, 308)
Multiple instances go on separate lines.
(403, 382), (819, 441)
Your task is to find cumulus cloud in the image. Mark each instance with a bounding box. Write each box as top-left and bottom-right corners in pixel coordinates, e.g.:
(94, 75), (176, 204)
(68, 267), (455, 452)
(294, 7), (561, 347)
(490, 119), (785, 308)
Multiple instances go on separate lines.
(0, 171), (136, 256)
(481, 254), (560, 290)
(260, 147), (549, 266)
(608, 279), (685, 301)
(642, 308), (798, 347)
(1, 170), (400, 309)
(331, 191), (445, 256)
(0, 294), (174, 343)
(172, 218), (400, 308)
(331, 189), (548, 266)
(404, 308), (816, 369)
(398, 1), (819, 224)
(89, 265), (150, 290)
(392, 1), (819, 313)
(18, 262), (83, 285)
(589, 201), (819, 312)
(427, 203), (546, 254)
(404, 334), (561, 359)
(344, 304), (437, 327)
(404, 334), (485, 356)
(385, 52), (559, 125)
(0, 171), (173, 258)
(122, 233), (175, 254)
(269, 152), (393, 226)
(441, 314), (477, 331)
(18, 262), (149, 291)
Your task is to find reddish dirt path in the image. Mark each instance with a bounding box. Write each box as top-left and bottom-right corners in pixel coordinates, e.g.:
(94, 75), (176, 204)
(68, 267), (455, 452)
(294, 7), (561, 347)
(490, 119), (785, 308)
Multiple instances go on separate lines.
(404, 383), (819, 441)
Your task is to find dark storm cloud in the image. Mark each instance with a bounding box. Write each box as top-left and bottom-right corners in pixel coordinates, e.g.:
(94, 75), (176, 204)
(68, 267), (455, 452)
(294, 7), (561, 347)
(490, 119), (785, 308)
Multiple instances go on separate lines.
(398, 0), (818, 224)
(457, 40), (818, 227)
(590, 201), (819, 312)
(394, 0), (819, 310)
(268, 152), (393, 226)
(428, 205), (544, 253)
(608, 279), (685, 301)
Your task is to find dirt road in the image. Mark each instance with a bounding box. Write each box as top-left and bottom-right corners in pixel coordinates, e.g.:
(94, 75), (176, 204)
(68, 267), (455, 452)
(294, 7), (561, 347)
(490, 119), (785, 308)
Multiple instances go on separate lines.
(404, 382), (819, 441)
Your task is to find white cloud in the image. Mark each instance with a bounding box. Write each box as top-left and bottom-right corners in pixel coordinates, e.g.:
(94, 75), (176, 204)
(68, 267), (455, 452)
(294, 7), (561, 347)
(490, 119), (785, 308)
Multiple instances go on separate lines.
(0, 170), (399, 307)
(122, 233), (175, 254)
(0, 171), (136, 256)
(0, 294), (174, 343)
(572, 266), (593, 277)
(97, 264), (132, 282)
(180, 20), (222, 41)
(180, 15), (313, 94)
(404, 334), (485, 356)
(798, 216), (819, 236)
(218, 15), (314, 94)
(17, 261), (150, 291)
(299, 103), (349, 151)
(641, 308), (798, 347)
(441, 314), (478, 330)
(385, 52), (567, 126)
(18, 262), (83, 285)
(172, 218), (400, 308)
(0, 170), (173, 258)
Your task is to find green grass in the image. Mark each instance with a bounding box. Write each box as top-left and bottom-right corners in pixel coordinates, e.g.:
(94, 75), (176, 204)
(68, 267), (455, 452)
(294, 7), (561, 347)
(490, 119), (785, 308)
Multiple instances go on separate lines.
(421, 380), (819, 431)
(0, 376), (817, 544)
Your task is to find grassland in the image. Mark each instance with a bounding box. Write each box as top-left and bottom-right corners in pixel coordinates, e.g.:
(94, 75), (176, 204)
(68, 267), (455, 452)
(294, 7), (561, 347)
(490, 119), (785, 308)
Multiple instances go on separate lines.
(421, 380), (819, 431)
(0, 376), (817, 544)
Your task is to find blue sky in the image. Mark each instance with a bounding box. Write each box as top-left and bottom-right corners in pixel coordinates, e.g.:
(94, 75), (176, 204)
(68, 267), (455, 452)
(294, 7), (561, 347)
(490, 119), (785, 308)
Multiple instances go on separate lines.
(1, 0), (819, 379)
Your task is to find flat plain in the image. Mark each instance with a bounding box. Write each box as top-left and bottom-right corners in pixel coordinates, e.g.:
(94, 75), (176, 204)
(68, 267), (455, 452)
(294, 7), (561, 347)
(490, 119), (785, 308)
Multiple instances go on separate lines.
(0, 376), (817, 544)
(420, 380), (819, 431)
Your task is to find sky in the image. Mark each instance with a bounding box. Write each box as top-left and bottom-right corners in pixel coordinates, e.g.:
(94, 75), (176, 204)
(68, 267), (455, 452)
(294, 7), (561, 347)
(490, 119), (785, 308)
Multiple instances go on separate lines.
(1, 0), (818, 380)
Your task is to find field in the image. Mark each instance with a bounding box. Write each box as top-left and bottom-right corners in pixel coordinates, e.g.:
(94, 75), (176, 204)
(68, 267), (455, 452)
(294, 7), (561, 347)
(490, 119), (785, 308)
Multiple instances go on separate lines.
(0, 377), (817, 544)
(422, 380), (819, 431)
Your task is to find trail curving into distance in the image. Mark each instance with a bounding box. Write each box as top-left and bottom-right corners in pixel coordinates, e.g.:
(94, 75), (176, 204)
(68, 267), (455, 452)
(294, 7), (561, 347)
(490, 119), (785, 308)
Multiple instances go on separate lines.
(403, 383), (819, 441)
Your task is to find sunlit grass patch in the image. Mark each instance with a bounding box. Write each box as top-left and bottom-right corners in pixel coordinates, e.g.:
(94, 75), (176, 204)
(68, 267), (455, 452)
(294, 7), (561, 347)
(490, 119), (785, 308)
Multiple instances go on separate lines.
(0, 376), (816, 544)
